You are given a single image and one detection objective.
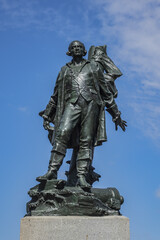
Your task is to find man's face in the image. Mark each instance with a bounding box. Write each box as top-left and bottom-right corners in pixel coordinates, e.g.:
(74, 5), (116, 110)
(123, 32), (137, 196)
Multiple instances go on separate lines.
(69, 41), (85, 57)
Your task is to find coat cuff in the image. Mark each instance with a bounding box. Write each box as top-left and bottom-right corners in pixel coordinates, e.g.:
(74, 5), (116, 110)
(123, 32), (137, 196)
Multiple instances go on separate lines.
(106, 104), (121, 121)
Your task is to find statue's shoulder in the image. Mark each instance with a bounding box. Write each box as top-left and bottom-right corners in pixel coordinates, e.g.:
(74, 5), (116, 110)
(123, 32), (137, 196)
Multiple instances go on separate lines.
(57, 64), (70, 80)
(60, 64), (68, 74)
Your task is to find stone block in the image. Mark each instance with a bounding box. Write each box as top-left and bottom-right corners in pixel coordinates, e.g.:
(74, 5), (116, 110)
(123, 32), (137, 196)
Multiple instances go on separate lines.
(20, 216), (130, 240)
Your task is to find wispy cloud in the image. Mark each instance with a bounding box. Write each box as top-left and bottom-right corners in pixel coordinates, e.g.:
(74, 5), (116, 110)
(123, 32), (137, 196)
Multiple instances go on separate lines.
(92, 0), (160, 78)
(89, 0), (160, 145)
(0, 0), (63, 31)
(18, 106), (28, 113)
(0, 0), (91, 39)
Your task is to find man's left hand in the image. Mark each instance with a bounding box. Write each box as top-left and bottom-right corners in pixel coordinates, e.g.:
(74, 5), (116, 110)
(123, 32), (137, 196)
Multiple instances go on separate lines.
(115, 116), (127, 131)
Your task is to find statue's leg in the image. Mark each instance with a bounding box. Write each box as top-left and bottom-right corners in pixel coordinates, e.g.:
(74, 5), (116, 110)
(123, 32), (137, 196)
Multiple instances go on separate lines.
(67, 147), (97, 187)
(66, 147), (79, 186)
(36, 151), (65, 182)
(76, 159), (91, 189)
(36, 102), (81, 182)
(76, 100), (100, 189)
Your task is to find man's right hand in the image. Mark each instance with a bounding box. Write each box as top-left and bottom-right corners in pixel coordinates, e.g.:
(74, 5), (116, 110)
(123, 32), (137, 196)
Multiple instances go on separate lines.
(43, 119), (50, 130)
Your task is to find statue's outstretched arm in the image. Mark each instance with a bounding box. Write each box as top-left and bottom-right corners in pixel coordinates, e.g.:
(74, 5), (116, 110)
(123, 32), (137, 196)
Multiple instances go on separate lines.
(106, 105), (127, 132)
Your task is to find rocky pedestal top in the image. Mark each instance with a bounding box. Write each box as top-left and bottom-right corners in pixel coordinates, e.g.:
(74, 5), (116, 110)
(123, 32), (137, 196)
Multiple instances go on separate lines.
(26, 179), (124, 216)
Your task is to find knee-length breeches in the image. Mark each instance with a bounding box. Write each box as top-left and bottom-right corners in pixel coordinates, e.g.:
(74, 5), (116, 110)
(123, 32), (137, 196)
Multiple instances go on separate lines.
(52, 96), (100, 160)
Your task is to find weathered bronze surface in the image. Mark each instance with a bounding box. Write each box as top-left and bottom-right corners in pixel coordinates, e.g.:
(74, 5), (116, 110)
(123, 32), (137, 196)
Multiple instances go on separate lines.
(27, 41), (127, 216)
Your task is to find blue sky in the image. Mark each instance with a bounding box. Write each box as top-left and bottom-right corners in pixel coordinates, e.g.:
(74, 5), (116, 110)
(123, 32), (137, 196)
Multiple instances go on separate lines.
(0, 0), (160, 239)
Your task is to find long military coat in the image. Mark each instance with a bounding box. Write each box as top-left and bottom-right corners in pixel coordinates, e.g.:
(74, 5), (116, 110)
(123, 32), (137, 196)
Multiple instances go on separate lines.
(41, 45), (122, 149)
(50, 60), (107, 148)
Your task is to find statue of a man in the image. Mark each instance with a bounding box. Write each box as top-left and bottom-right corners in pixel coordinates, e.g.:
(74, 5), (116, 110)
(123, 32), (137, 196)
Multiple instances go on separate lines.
(37, 40), (127, 189)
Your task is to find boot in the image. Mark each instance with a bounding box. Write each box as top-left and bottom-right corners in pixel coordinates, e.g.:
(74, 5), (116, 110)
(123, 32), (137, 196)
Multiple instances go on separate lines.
(36, 169), (57, 182)
(77, 175), (91, 189)
(36, 151), (64, 182)
(76, 159), (91, 190)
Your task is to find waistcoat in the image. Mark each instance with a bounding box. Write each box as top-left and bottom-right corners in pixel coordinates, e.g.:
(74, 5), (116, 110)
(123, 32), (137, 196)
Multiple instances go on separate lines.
(64, 61), (100, 104)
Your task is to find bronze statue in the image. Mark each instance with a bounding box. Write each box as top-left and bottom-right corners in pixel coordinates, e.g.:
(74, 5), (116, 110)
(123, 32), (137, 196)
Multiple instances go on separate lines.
(36, 41), (126, 189)
(27, 41), (127, 216)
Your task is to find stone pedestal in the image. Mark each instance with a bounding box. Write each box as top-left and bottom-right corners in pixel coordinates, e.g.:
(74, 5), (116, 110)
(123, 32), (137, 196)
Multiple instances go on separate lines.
(20, 216), (130, 240)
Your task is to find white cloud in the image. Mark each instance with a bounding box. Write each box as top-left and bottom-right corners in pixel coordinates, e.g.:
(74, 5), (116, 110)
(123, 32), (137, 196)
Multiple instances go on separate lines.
(0, 0), (68, 32)
(89, 0), (160, 145)
(18, 106), (27, 112)
(0, 0), (90, 39)
(92, 0), (160, 76)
